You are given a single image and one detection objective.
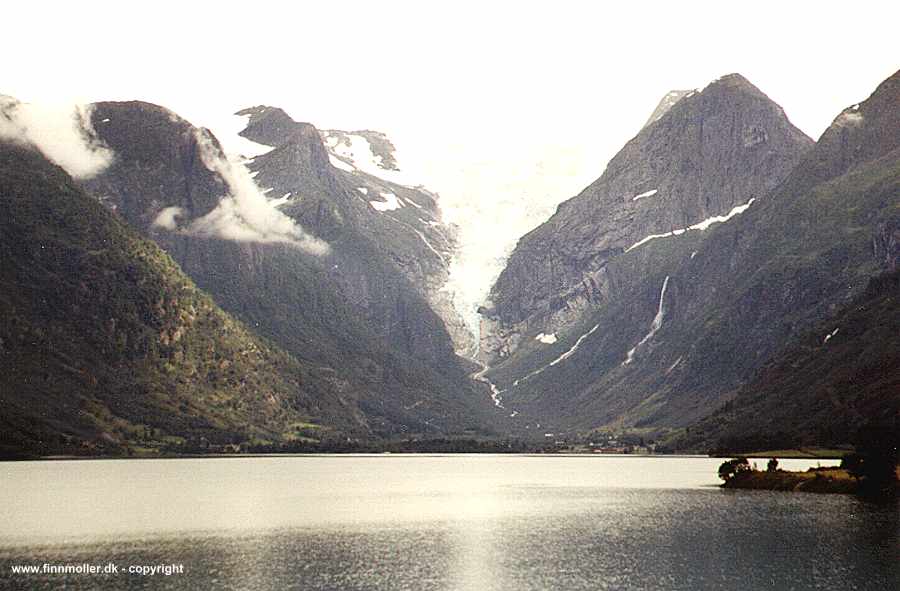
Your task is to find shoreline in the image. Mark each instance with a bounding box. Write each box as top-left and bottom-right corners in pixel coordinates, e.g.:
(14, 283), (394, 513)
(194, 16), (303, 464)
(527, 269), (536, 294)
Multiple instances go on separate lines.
(722, 468), (859, 494)
(1, 452), (717, 463)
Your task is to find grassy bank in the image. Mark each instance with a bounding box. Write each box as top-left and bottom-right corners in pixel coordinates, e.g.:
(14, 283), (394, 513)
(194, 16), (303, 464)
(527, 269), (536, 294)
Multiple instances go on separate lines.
(723, 467), (858, 494)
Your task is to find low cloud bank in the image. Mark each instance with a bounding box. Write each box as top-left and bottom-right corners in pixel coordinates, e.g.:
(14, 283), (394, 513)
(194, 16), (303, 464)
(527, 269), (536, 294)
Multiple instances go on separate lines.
(0, 96), (113, 178)
(187, 129), (329, 255)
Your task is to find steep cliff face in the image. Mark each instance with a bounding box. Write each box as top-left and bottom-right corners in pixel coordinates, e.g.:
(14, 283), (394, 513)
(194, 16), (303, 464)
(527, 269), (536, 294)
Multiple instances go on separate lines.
(0, 142), (365, 457)
(86, 102), (227, 231)
(482, 70), (900, 434)
(236, 107), (474, 355)
(80, 102), (500, 437)
(481, 74), (813, 364)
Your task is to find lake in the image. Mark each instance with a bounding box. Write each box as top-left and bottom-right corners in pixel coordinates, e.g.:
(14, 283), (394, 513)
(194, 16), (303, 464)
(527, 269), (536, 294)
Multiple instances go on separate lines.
(1, 455), (896, 590)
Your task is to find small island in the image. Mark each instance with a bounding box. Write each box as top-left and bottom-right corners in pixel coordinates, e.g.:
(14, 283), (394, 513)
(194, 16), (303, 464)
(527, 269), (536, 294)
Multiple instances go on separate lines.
(718, 453), (899, 496)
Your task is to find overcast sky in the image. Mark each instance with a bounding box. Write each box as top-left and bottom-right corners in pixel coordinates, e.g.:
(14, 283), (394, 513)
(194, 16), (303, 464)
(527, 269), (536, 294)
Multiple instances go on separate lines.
(6, 0), (899, 332)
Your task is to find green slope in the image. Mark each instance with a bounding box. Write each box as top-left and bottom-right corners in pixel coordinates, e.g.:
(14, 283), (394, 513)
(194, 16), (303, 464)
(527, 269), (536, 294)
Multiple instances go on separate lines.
(679, 269), (899, 452)
(0, 142), (363, 457)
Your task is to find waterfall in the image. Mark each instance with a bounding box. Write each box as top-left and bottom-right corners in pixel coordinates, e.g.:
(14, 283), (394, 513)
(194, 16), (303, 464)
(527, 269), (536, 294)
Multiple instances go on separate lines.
(623, 275), (670, 366)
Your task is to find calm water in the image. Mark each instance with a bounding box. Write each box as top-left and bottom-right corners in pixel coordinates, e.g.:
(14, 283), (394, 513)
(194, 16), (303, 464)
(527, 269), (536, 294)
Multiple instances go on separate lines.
(0, 455), (896, 590)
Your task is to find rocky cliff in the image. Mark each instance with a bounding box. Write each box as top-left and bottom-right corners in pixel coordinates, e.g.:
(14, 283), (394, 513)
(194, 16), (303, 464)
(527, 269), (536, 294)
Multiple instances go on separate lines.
(80, 101), (500, 437)
(481, 70), (900, 435)
(481, 74), (813, 364)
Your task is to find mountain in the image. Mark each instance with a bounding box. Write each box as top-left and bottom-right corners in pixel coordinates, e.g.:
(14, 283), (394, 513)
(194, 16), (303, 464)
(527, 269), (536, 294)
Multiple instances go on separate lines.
(237, 107), (474, 355)
(680, 269), (899, 453)
(0, 140), (365, 457)
(481, 74), (813, 364)
(80, 101), (499, 437)
(643, 90), (693, 128)
(480, 70), (900, 436)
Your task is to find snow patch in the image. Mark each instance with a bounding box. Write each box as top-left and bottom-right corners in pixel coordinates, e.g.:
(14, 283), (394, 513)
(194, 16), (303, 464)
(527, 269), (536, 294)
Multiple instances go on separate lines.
(535, 333), (558, 344)
(632, 189), (658, 201)
(370, 192), (402, 212)
(513, 324), (600, 386)
(625, 198), (755, 252)
(321, 130), (421, 187)
(357, 187), (368, 195)
(329, 154), (355, 172)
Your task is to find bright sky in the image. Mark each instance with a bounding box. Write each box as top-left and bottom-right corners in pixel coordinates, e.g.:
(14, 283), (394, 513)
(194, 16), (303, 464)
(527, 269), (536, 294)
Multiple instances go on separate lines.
(6, 0), (899, 335)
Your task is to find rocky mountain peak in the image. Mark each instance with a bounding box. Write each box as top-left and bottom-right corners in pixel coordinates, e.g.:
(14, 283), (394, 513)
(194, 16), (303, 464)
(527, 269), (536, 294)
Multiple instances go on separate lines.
(481, 74), (813, 364)
(805, 68), (900, 183)
(643, 90), (693, 128)
(87, 101), (228, 227)
(321, 129), (401, 173)
(91, 101), (210, 165)
(235, 105), (319, 148)
(708, 72), (756, 89)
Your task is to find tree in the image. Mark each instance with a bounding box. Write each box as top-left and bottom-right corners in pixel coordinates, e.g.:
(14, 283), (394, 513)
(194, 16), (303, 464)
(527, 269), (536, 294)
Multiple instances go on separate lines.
(718, 457), (751, 482)
(842, 423), (899, 495)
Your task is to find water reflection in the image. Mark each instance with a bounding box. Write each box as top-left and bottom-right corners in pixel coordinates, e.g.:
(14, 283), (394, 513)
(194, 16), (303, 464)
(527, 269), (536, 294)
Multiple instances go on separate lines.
(1, 456), (896, 590)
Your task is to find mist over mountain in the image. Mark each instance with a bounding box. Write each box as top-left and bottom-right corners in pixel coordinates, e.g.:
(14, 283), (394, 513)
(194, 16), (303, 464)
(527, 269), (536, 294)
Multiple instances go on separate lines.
(78, 101), (501, 439)
(1, 67), (897, 455)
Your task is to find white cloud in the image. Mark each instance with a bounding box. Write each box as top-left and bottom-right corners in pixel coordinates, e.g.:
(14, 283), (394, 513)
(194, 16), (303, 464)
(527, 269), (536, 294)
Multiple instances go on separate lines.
(152, 206), (186, 230)
(4, 0), (899, 337)
(0, 97), (112, 178)
(187, 129), (329, 255)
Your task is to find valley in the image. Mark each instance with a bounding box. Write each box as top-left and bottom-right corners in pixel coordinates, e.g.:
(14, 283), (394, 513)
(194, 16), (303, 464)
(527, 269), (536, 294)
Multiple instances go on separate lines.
(1, 69), (898, 459)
